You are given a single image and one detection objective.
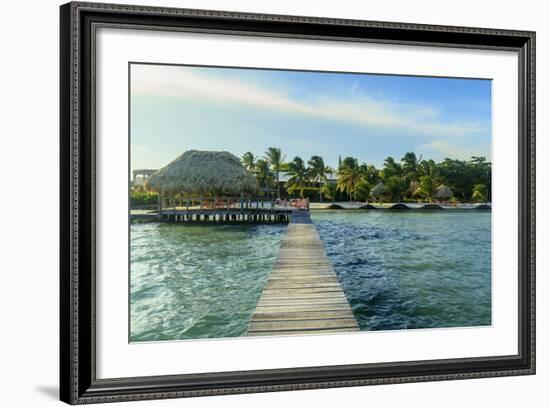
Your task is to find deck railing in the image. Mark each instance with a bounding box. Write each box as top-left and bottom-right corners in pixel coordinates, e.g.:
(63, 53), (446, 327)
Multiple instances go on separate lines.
(157, 196), (311, 212)
(160, 196), (246, 211)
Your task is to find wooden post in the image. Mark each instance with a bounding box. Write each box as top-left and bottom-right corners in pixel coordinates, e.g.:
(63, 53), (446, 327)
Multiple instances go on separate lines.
(157, 190), (162, 216)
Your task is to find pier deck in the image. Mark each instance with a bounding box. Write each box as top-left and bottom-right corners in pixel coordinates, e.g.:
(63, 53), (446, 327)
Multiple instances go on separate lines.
(130, 208), (291, 223)
(246, 210), (359, 336)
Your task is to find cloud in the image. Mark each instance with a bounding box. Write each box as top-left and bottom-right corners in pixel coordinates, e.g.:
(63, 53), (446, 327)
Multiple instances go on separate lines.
(132, 64), (309, 114)
(418, 140), (491, 161)
(132, 64), (489, 139)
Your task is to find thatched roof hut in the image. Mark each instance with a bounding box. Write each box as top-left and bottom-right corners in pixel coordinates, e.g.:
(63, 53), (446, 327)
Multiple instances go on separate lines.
(370, 182), (385, 198)
(145, 150), (258, 196)
(435, 185), (453, 200)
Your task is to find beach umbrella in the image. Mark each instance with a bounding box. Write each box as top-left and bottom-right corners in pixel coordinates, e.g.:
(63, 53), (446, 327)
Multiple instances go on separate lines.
(435, 184), (453, 200)
(145, 150), (258, 196)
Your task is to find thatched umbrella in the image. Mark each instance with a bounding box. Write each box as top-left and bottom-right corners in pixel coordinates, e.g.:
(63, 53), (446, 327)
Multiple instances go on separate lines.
(435, 185), (453, 200)
(370, 182), (385, 202)
(145, 150), (258, 196)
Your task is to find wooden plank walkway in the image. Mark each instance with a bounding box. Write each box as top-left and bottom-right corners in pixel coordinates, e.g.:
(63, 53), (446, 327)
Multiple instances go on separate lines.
(246, 210), (359, 337)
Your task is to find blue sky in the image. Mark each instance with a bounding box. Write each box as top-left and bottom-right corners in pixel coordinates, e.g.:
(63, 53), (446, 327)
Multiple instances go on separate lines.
(130, 63), (491, 172)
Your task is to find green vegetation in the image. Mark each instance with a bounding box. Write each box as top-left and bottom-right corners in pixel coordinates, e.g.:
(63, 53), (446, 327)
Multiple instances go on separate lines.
(241, 151), (257, 173)
(240, 149), (491, 203)
(308, 155), (329, 202)
(337, 158), (362, 201)
(471, 183), (489, 203)
(254, 158), (274, 190)
(131, 191), (158, 208)
(264, 147), (285, 199)
(321, 182), (338, 204)
(286, 156), (309, 199)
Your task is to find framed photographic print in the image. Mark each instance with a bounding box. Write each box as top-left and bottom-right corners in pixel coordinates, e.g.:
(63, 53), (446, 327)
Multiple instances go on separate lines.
(60, 1), (536, 404)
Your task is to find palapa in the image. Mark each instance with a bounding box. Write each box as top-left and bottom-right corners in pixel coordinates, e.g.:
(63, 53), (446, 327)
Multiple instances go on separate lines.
(370, 182), (385, 198)
(435, 185), (453, 200)
(145, 150), (258, 196)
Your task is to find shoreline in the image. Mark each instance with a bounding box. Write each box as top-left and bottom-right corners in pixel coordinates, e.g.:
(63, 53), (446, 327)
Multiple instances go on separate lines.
(131, 202), (491, 216)
(308, 202), (491, 211)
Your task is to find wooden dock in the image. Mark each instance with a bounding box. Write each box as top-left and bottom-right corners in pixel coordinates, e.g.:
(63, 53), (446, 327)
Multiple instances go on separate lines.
(130, 208), (291, 224)
(246, 210), (359, 337)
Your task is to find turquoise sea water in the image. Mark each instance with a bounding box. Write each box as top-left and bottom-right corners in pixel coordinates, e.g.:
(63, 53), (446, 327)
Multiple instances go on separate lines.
(130, 211), (491, 342)
(130, 223), (286, 342)
(311, 210), (492, 330)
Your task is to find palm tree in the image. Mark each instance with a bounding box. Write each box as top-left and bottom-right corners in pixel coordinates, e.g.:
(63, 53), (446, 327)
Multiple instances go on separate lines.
(356, 179), (371, 202)
(308, 155), (327, 202)
(321, 182), (338, 204)
(381, 156), (402, 181)
(418, 159), (438, 178)
(264, 147), (285, 199)
(337, 159), (362, 201)
(401, 152), (420, 177)
(255, 159), (273, 192)
(241, 152), (257, 173)
(401, 152), (421, 198)
(409, 180), (420, 201)
(342, 156), (358, 169)
(359, 163), (379, 186)
(471, 183), (488, 203)
(286, 156), (309, 199)
(413, 175), (438, 202)
(385, 175), (408, 202)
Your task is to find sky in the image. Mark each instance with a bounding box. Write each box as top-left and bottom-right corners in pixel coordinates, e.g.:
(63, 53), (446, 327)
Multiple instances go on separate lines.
(130, 63), (492, 172)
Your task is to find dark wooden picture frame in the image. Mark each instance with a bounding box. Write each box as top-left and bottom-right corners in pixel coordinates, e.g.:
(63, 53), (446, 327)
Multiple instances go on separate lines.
(60, 1), (536, 404)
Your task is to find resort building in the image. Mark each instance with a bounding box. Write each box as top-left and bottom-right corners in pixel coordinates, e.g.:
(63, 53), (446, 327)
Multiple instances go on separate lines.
(131, 169), (157, 191)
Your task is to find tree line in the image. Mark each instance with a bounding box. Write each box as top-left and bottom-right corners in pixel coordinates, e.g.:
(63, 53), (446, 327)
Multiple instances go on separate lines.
(241, 148), (491, 203)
